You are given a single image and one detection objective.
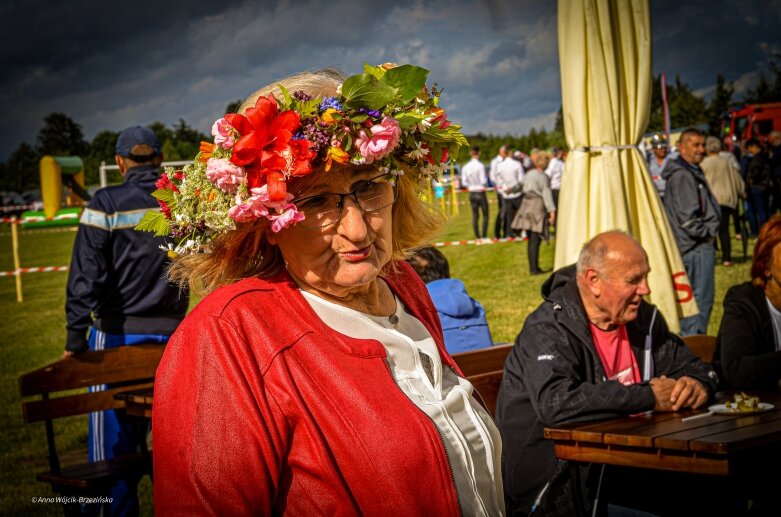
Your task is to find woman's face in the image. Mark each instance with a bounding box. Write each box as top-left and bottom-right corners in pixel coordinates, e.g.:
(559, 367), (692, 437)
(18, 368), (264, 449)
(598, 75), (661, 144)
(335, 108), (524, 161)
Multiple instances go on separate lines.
(764, 244), (781, 310)
(267, 167), (395, 300)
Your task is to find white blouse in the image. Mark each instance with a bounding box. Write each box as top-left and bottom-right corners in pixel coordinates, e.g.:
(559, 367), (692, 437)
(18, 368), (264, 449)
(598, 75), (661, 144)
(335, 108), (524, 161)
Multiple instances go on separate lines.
(301, 290), (505, 516)
(765, 296), (781, 351)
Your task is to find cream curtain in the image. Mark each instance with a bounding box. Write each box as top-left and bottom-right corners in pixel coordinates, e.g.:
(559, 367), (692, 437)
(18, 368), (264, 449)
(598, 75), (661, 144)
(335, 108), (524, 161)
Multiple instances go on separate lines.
(555, 0), (697, 331)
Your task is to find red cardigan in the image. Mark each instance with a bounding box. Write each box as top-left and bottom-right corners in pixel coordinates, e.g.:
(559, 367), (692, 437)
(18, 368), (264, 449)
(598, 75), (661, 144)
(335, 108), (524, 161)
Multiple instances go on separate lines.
(153, 261), (466, 515)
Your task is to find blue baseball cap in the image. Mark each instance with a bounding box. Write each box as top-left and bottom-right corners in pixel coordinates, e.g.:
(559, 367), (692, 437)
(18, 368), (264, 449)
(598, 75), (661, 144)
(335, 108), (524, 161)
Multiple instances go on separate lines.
(115, 126), (161, 159)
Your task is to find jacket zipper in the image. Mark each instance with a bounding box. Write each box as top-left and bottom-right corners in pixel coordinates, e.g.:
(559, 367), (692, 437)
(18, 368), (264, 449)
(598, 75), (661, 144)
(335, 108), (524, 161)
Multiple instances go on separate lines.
(450, 365), (493, 420)
(383, 358), (463, 516)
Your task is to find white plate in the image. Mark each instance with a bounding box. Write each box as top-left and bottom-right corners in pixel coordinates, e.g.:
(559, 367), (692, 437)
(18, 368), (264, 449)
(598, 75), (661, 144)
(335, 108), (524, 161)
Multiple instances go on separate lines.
(707, 402), (774, 415)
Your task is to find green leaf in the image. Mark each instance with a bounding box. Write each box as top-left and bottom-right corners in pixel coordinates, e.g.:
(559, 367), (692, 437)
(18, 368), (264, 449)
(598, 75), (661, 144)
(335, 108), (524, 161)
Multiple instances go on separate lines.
(422, 124), (469, 147)
(395, 112), (427, 130)
(277, 84), (292, 108)
(429, 146), (444, 164)
(344, 133), (353, 152)
(341, 73), (398, 110)
(134, 210), (171, 237)
(381, 65), (429, 103)
(363, 63), (385, 80)
(295, 98), (321, 118)
(152, 189), (176, 205)
(349, 114), (368, 124)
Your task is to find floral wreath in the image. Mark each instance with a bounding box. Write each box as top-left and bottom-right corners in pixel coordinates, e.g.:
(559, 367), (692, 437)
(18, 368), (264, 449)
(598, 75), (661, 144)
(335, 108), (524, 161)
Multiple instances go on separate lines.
(137, 63), (468, 256)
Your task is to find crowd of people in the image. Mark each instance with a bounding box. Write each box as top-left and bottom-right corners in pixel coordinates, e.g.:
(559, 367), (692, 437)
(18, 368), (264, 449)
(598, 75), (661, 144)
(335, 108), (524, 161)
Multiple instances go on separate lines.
(459, 144), (563, 276)
(57, 61), (781, 516)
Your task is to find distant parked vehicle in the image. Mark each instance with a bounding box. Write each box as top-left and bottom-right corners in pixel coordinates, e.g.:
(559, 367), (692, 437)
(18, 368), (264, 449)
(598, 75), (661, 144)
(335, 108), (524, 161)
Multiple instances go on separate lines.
(21, 189), (44, 211)
(1, 191), (26, 217)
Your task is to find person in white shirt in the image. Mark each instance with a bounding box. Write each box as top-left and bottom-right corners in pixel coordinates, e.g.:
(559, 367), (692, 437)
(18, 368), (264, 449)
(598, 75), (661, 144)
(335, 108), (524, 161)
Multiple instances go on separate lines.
(489, 146), (508, 238)
(545, 147), (565, 210)
(494, 149), (524, 237)
(461, 146), (490, 240)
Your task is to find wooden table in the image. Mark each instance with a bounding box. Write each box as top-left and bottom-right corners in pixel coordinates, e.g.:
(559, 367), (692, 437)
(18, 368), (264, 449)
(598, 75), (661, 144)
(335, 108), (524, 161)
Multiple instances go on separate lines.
(544, 391), (781, 476)
(114, 386), (154, 418)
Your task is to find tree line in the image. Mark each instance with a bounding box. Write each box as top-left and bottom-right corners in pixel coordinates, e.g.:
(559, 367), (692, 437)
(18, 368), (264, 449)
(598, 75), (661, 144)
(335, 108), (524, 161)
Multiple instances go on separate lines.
(460, 57), (781, 164)
(0, 114), (212, 194)
(2, 59), (780, 194)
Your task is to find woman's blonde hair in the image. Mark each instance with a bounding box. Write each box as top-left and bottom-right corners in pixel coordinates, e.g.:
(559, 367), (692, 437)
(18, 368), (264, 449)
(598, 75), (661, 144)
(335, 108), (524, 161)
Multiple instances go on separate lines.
(533, 151), (550, 171)
(168, 69), (445, 296)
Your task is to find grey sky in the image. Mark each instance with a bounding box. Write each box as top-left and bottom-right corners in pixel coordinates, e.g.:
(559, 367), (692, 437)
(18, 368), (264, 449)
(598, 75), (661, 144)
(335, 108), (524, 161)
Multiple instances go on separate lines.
(2, 0), (780, 160)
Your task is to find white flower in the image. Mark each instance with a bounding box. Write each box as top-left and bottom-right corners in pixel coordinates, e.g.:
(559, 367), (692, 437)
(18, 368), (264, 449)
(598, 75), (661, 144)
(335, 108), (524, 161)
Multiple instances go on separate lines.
(406, 141), (430, 160)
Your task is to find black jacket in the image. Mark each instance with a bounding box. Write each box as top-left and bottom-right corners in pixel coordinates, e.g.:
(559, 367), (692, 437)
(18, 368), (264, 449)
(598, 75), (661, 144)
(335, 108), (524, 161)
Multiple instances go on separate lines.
(714, 282), (781, 389)
(662, 156), (720, 255)
(746, 152), (772, 191)
(65, 165), (188, 351)
(495, 265), (718, 516)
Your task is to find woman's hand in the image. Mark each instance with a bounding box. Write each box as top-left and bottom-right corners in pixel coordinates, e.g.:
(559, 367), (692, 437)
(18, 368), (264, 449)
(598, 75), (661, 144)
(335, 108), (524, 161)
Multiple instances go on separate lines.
(548, 211), (556, 226)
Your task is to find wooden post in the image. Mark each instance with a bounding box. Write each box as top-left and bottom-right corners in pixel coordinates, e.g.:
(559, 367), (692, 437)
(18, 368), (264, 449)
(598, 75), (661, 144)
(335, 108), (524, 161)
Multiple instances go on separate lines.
(450, 161), (459, 216)
(11, 218), (23, 303)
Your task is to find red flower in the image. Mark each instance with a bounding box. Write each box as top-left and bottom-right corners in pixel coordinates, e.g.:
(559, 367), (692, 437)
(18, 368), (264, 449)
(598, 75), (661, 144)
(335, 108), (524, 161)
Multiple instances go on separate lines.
(155, 173), (179, 193)
(424, 144), (449, 164)
(225, 94), (315, 200)
(158, 200), (172, 220)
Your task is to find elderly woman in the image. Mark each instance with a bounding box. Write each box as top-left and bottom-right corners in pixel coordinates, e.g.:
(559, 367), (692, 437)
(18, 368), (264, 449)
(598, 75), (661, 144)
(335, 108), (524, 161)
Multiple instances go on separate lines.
(701, 136), (744, 266)
(714, 215), (781, 389)
(145, 65), (504, 515)
(509, 151), (556, 275)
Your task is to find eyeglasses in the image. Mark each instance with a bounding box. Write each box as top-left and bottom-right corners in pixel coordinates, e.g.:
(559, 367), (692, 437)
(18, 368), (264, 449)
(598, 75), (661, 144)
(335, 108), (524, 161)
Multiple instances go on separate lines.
(295, 173), (398, 228)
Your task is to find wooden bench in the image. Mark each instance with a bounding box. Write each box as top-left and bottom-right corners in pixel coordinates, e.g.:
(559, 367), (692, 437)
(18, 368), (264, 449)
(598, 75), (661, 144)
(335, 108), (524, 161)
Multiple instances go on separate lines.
(452, 343), (513, 416)
(681, 334), (716, 363)
(19, 344), (165, 504)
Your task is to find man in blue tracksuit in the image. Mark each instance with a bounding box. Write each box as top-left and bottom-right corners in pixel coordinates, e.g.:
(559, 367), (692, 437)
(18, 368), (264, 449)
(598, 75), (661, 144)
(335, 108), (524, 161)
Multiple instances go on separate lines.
(64, 126), (188, 516)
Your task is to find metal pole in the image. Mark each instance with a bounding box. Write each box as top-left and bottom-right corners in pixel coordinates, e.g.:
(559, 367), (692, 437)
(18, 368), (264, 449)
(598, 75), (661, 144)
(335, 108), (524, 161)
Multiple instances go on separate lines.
(99, 161), (107, 188)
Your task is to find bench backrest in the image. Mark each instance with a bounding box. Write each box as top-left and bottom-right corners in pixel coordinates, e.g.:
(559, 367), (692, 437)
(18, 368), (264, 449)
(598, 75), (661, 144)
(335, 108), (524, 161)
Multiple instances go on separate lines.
(681, 334), (716, 363)
(452, 343), (513, 416)
(19, 344), (166, 473)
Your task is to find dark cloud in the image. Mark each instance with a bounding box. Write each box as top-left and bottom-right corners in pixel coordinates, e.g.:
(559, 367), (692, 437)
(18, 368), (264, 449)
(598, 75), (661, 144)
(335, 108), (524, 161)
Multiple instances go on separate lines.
(2, 0), (780, 161)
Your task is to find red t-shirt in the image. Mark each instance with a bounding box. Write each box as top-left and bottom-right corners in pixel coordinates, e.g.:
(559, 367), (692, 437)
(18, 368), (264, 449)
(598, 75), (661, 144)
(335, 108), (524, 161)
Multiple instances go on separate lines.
(589, 323), (641, 385)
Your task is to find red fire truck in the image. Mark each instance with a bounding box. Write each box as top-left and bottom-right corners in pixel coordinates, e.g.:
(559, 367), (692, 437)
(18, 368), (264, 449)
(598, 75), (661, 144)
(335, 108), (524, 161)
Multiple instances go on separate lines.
(721, 102), (781, 151)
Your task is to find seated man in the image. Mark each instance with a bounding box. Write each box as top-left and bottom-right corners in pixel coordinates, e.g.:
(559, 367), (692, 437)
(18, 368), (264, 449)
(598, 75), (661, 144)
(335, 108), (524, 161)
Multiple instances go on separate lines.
(406, 246), (493, 353)
(496, 231), (718, 516)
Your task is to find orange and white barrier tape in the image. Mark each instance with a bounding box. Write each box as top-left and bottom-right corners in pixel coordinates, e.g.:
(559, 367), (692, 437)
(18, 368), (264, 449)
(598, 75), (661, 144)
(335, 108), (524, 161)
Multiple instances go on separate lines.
(433, 236), (526, 247)
(0, 213), (79, 224)
(0, 266), (69, 277)
(0, 203), (36, 212)
(20, 213), (79, 223)
(0, 226), (77, 237)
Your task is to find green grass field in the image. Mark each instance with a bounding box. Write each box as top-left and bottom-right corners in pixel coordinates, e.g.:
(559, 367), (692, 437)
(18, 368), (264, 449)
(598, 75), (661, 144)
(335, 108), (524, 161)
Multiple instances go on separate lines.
(0, 193), (751, 515)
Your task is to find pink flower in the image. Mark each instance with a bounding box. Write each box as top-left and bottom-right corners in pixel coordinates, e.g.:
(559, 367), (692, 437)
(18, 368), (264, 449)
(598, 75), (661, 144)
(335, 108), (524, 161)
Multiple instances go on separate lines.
(211, 118), (236, 149)
(227, 186), (303, 232)
(355, 117), (401, 164)
(206, 158), (246, 193)
(269, 205), (305, 232)
(228, 200), (262, 222)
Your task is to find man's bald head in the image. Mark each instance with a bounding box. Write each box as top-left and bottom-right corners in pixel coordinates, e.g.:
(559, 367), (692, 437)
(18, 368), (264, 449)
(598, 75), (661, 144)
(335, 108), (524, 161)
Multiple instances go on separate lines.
(576, 231), (651, 329)
(576, 231), (647, 277)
